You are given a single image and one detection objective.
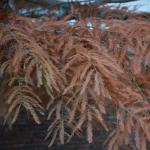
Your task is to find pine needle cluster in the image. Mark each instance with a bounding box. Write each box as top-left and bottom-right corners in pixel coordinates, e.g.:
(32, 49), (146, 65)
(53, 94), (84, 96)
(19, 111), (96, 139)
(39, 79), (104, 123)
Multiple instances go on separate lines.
(0, 6), (150, 150)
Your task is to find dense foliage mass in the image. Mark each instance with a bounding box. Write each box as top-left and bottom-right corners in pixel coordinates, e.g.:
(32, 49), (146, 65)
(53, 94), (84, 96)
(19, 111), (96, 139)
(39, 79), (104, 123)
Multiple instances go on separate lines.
(0, 4), (150, 150)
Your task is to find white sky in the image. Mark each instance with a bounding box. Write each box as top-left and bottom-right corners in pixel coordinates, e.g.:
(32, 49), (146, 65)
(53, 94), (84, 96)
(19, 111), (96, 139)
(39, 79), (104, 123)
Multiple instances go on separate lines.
(107, 0), (150, 12)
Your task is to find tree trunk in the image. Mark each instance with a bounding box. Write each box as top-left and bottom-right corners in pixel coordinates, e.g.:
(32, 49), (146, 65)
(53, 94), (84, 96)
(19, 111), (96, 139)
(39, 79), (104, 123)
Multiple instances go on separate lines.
(0, 0), (15, 23)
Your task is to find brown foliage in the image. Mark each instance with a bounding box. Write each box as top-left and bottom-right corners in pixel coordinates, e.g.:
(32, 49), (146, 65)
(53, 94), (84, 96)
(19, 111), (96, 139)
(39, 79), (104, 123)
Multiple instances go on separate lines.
(105, 101), (150, 150)
(0, 6), (150, 150)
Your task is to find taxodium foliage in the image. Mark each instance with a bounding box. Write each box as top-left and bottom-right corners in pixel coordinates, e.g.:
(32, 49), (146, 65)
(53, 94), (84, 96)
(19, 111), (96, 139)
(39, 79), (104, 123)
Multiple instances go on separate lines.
(0, 8), (150, 150)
